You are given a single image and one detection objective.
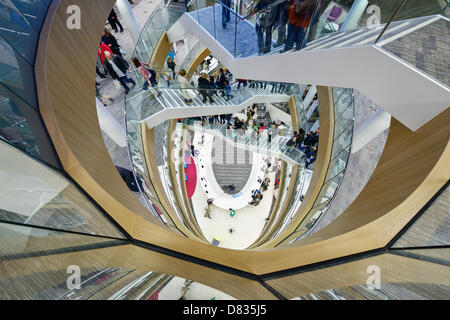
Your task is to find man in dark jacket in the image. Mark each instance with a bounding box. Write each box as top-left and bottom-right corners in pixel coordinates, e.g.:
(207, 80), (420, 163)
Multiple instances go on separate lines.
(108, 9), (124, 33)
(104, 51), (136, 94)
(198, 73), (215, 103)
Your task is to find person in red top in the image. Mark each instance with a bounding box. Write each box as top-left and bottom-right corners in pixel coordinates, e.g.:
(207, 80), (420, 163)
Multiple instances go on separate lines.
(282, 0), (316, 52)
(97, 42), (113, 77)
(98, 42), (113, 66)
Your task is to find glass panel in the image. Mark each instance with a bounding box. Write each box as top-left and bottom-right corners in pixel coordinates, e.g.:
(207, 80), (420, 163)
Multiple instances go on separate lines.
(0, 35), (38, 107)
(313, 171), (344, 207)
(0, 0), (39, 63)
(268, 251), (450, 299)
(392, 184), (450, 248)
(304, 0), (404, 47)
(0, 84), (60, 168)
(334, 113), (353, 143)
(392, 0), (445, 21)
(10, 0), (49, 32)
(331, 122), (352, 160)
(0, 222), (121, 258)
(334, 88), (352, 119)
(295, 199), (330, 234)
(0, 140), (125, 238)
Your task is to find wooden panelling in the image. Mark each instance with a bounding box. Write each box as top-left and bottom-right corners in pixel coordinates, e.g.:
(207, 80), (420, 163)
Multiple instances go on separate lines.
(256, 86), (335, 248)
(149, 32), (173, 74)
(35, 0), (450, 279)
(288, 96), (299, 131)
(0, 244), (277, 300)
(166, 120), (207, 241)
(186, 48), (211, 80)
(142, 123), (199, 239)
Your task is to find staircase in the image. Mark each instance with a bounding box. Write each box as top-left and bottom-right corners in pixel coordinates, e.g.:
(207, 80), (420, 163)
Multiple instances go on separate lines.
(129, 83), (292, 129)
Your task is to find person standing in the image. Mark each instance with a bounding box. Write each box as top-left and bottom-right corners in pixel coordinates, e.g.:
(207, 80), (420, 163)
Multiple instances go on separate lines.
(268, 126), (273, 144)
(167, 57), (176, 80)
(282, 0), (316, 52)
(103, 51), (136, 94)
(95, 81), (114, 106)
(177, 69), (196, 104)
(209, 75), (218, 96)
(224, 80), (233, 101)
(216, 68), (227, 96)
(108, 9), (124, 33)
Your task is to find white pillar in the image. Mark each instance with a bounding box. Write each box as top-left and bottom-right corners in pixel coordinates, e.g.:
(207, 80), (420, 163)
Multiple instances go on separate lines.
(340, 0), (369, 31)
(352, 109), (391, 153)
(303, 86), (317, 119)
(96, 98), (127, 147)
(115, 0), (140, 45)
(311, 119), (320, 133)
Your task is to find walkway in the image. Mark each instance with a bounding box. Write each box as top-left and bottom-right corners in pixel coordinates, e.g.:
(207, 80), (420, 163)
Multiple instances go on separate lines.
(128, 84), (291, 129)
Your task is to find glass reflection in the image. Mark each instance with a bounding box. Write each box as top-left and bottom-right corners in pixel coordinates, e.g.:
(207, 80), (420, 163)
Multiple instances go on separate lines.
(0, 140), (125, 237)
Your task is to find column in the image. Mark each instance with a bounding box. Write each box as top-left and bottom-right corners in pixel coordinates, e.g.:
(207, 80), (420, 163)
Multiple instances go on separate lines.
(115, 0), (141, 45)
(351, 108), (391, 153)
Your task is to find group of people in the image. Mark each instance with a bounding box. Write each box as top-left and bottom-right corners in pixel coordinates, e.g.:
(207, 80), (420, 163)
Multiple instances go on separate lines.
(247, 0), (317, 54)
(178, 67), (234, 104)
(285, 128), (319, 168)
